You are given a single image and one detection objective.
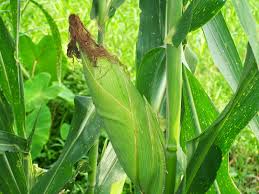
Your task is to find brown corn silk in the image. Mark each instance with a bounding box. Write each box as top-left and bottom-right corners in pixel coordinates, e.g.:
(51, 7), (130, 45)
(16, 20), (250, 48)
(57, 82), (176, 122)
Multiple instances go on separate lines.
(67, 14), (119, 66)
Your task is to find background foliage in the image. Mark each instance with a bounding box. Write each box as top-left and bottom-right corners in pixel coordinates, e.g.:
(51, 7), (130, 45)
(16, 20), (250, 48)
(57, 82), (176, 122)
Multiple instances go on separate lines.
(0, 0), (258, 193)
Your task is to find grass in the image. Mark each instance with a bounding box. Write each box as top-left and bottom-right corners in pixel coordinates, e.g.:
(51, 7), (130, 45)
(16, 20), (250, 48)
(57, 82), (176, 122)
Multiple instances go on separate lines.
(0, 0), (258, 193)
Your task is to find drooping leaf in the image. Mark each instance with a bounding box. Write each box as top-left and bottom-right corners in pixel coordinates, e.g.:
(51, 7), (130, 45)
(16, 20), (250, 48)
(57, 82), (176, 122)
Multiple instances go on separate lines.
(31, 96), (101, 194)
(96, 143), (126, 194)
(231, 0), (259, 69)
(136, 0), (166, 69)
(178, 44), (259, 193)
(26, 105), (51, 159)
(30, 0), (63, 83)
(203, 12), (259, 139)
(171, 0), (227, 46)
(181, 67), (239, 193)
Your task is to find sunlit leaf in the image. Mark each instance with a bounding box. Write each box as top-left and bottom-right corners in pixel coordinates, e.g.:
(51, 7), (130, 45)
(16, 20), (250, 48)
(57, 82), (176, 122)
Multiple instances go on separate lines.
(231, 0), (259, 69)
(204, 12), (259, 139)
(172, 0), (227, 46)
(178, 44), (259, 193)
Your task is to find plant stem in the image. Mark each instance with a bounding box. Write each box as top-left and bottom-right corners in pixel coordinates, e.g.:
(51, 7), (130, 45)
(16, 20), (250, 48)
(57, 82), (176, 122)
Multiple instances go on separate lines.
(165, 0), (182, 193)
(86, 1), (106, 194)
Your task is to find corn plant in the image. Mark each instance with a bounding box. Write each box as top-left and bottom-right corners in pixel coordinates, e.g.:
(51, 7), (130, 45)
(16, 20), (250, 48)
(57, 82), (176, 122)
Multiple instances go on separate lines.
(0, 0), (258, 194)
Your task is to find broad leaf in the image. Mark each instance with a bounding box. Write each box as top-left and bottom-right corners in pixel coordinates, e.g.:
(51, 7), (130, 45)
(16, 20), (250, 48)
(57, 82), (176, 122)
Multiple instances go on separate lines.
(203, 12), (259, 139)
(181, 67), (239, 193)
(30, 0), (63, 83)
(19, 35), (66, 80)
(96, 143), (126, 194)
(31, 96), (101, 194)
(24, 72), (62, 112)
(171, 0), (227, 46)
(178, 44), (259, 193)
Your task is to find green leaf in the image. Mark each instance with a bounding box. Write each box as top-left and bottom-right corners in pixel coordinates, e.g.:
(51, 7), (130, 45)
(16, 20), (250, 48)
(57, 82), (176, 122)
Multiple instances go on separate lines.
(0, 90), (14, 133)
(9, 0), (18, 38)
(0, 88), (27, 194)
(206, 156), (240, 194)
(0, 130), (27, 153)
(136, 47), (166, 111)
(60, 123), (70, 140)
(136, 0), (166, 69)
(26, 105), (51, 159)
(52, 82), (75, 105)
(31, 96), (101, 194)
(178, 44), (259, 193)
(96, 143), (126, 194)
(81, 54), (165, 194)
(24, 72), (62, 112)
(203, 12), (242, 91)
(183, 45), (198, 73)
(0, 153), (28, 194)
(19, 35), (66, 81)
(171, 0), (227, 46)
(0, 16), (25, 137)
(30, 0), (63, 83)
(181, 67), (239, 193)
(203, 12), (259, 139)
(231, 0), (259, 69)
(107, 0), (125, 18)
(110, 178), (126, 194)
